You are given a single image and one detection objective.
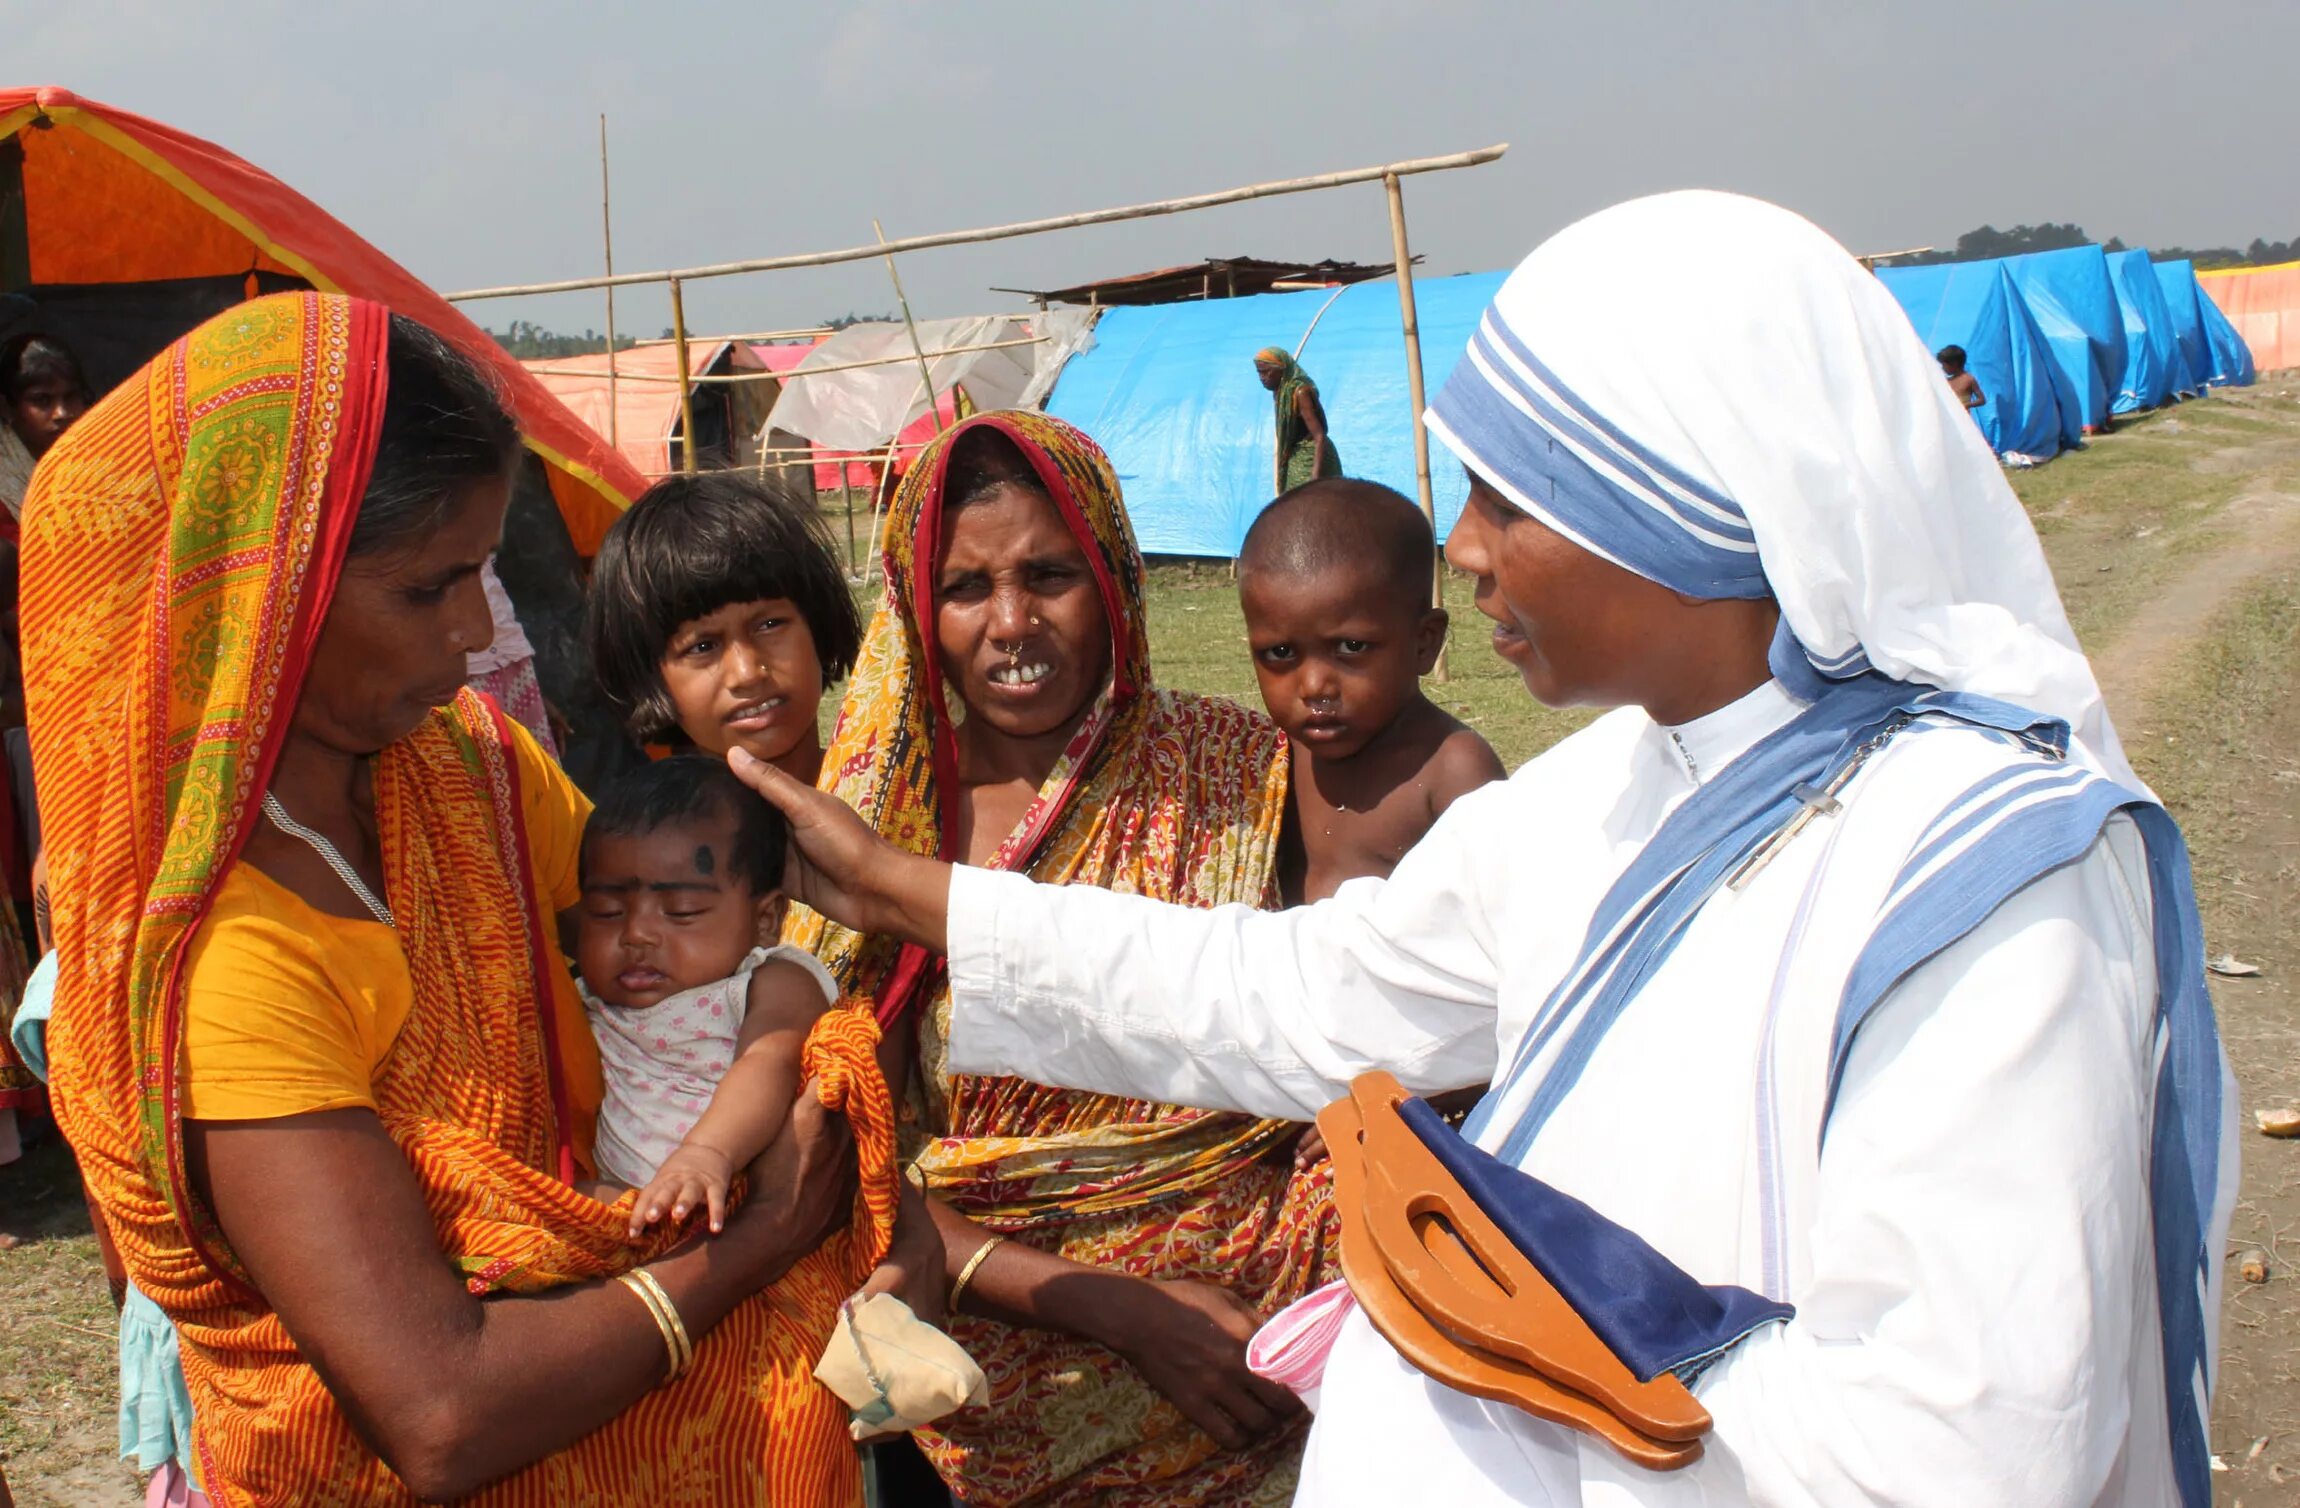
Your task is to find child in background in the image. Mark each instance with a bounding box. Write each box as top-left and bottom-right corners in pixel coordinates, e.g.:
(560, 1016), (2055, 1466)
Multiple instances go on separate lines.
(1238, 478), (1506, 906)
(577, 756), (838, 1235)
(587, 473), (863, 785)
(1938, 344), (1987, 411)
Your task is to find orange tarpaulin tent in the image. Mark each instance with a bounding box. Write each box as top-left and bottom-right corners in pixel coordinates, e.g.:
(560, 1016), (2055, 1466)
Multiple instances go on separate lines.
(2199, 261), (2300, 375)
(525, 341), (779, 480)
(0, 86), (644, 554)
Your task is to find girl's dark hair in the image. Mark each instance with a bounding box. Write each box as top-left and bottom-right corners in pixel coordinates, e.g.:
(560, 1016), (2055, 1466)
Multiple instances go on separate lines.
(586, 472), (862, 741)
(581, 756), (786, 895)
(348, 314), (521, 559)
(944, 425), (1047, 511)
(0, 333), (91, 404)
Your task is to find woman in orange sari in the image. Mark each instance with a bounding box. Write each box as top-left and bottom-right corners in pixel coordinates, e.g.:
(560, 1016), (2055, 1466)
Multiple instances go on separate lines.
(787, 412), (1338, 1506)
(28, 293), (901, 1505)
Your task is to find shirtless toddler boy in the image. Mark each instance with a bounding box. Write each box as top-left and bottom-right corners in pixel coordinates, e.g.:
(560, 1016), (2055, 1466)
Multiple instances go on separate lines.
(1238, 478), (1506, 907)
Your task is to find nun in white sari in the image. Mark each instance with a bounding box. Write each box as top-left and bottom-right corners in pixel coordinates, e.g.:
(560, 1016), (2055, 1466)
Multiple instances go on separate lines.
(739, 191), (2238, 1508)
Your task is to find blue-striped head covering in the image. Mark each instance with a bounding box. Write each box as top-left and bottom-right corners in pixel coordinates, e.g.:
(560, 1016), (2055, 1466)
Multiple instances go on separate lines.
(1429, 304), (1767, 600)
(1424, 190), (2131, 790)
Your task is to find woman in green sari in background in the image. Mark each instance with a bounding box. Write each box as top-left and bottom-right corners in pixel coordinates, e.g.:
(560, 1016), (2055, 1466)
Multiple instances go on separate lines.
(1253, 348), (1340, 492)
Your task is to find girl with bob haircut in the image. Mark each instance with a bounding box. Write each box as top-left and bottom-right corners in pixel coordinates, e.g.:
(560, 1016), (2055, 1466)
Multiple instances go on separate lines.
(586, 473), (862, 783)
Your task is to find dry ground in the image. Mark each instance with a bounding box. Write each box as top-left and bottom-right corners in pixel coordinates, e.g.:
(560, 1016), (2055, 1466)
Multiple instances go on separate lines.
(4, 387), (2300, 1504)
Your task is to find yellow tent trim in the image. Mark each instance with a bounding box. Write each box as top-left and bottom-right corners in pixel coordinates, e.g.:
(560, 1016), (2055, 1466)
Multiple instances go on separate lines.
(525, 436), (627, 507)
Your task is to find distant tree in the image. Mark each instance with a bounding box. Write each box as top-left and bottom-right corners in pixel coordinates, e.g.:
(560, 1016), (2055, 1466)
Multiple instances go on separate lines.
(485, 321), (641, 359)
(819, 311), (896, 331)
(1902, 222), (2094, 265)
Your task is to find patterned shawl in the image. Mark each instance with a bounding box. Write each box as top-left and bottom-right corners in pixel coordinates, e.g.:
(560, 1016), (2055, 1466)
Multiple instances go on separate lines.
(790, 409), (1294, 1217)
(788, 412), (1337, 1506)
(27, 293), (894, 1506)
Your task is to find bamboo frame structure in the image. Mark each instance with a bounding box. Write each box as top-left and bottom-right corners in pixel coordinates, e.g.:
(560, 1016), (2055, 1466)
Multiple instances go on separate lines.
(443, 144), (1508, 302)
(599, 116), (620, 448)
(469, 141), (1512, 589)
(669, 277), (696, 474)
(1384, 170), (1447, 682)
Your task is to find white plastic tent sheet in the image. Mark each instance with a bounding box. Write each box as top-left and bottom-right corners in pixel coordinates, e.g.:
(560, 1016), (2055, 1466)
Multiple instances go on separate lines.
(761, 309), (1093, 453)
(1044, 272), (1506, 557)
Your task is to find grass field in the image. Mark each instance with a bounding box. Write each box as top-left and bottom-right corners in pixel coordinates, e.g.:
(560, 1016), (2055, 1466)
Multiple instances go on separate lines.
(6, 385), (2300, 1504)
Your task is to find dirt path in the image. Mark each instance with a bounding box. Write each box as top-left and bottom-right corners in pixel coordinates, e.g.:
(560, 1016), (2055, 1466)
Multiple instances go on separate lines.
(2088, 488), (2300, 723)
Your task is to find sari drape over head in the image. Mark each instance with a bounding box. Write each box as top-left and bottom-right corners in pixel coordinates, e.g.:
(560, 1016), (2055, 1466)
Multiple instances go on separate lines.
(787, 410), (1338, 1506)
(29, 293), (895, 1506)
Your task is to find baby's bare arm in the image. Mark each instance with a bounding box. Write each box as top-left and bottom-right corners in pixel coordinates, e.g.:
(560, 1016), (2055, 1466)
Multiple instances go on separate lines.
(689, 959), (831, 1163)
(627, 961), (830, 1236)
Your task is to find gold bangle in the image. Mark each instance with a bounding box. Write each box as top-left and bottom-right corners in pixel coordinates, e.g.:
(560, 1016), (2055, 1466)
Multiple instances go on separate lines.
(948, 1234), (1007, 1312)
(618, 1268), (692, 1382)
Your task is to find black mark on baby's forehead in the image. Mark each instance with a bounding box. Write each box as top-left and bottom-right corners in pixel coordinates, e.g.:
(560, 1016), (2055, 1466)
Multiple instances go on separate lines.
(694, 844), (716, 876)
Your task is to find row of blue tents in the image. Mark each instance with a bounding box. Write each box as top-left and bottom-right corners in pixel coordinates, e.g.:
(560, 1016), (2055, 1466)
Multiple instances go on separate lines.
(1042, 246), (2254, 557)
(1873, 246), (2254, 460)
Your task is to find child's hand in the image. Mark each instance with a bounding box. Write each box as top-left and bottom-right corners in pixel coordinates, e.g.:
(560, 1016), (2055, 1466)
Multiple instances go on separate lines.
(630, 1144), (738, 1239)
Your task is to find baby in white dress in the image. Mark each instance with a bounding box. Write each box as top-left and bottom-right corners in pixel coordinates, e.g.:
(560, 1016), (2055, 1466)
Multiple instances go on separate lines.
(576, 756), (838, 1236)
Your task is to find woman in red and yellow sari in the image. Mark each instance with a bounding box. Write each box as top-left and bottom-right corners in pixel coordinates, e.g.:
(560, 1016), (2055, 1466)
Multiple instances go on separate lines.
(788, 411), (1339, 1506)
(28, 293), (899, 1506)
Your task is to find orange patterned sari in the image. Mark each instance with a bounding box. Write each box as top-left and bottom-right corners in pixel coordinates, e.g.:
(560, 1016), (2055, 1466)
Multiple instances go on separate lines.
(26, 293), (894, 1506)
(789, 412), (1338, 1507)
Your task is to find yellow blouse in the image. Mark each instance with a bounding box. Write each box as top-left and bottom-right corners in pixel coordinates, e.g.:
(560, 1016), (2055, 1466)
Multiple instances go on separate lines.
(179, 719), (599, 1147)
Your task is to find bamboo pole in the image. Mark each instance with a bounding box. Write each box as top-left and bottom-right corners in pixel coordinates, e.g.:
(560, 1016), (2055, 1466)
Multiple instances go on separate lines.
(599, 115), (619, 449)
(859, 413), (910, 587)
(669, 277), (698, 475)
(874, 219), (944, 436)
(634, 325), (836, 347)
(841, 471), (858, 576)
(523, 334), (1046, 386)
(444, 143), (1510, 301)
(1856, 244), (1935, 269)
(1385, 171), (1446, 682)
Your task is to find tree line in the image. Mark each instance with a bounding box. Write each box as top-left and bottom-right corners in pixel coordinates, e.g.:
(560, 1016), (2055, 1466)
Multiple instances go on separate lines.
(1896, 223), (2300, 269)
(485, 311), (897, 358)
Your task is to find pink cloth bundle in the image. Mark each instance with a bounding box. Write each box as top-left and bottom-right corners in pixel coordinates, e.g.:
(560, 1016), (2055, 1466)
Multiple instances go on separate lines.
(1245, 1278), (1358, 1411)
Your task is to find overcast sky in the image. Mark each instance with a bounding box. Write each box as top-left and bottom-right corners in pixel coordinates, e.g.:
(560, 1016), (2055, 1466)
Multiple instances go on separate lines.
(16, 1), (2299, 337)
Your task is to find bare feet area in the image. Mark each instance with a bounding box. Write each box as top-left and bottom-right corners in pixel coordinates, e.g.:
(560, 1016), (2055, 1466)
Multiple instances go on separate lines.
(4, 389), (2299, 1504)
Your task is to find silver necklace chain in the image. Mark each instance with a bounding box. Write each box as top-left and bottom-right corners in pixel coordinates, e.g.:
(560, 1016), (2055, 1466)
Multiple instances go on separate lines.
(261, 792), (395, 927)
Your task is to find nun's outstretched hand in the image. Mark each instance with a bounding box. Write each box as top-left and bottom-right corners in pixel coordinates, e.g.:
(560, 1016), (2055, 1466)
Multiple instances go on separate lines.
(727, 747), (951, 952)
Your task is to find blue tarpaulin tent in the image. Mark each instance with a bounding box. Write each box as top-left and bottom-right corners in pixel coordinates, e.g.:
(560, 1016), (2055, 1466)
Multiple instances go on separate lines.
(2198, 278), (2257, 388)
(2155, 259), (2255, 388)
(1996, 260), (2106, 429)
(2153, 259), (2215, 393)
(1876, 261), (2069, 457)
(2107, 248), (2194, 409)
(1045, 271), (1505, 556)
(2006, 246), (2126, 430)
